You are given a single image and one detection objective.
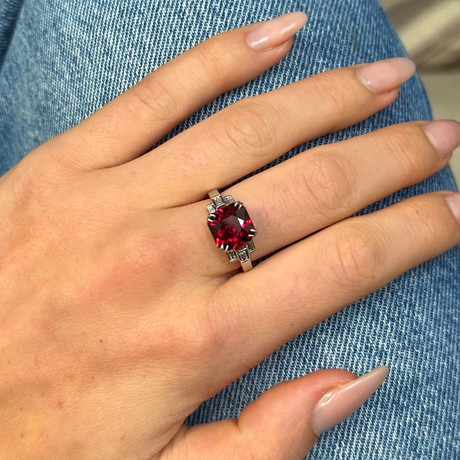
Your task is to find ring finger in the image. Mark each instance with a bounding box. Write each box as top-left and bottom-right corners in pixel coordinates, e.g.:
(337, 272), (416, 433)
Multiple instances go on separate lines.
(184, 118), (460, 276)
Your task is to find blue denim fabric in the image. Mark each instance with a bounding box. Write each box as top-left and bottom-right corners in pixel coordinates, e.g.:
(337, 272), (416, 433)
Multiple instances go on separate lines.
(0, 1), (458, 458)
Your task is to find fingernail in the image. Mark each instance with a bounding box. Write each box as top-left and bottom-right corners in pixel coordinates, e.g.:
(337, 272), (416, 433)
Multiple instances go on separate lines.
(445, 193), (460, 224)
(422, 120), (460, 158)
(356, 57), (416, 93)
(245, 11), (308, 51)
(310, 366), (389, 436)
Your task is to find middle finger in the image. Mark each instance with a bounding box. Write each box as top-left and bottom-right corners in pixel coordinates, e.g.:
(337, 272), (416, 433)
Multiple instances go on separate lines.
(123, 58), (416, 207)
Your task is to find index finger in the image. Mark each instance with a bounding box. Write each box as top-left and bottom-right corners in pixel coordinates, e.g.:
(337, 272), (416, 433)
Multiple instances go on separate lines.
(44, 12), (308, 170)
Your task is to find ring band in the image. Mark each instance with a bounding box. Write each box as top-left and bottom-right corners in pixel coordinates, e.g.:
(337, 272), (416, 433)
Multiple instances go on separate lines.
(206, 189), (257, 272)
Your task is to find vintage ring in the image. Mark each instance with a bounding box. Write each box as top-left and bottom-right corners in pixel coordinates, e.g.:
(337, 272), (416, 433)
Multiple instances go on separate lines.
(206, 189), (257, 272)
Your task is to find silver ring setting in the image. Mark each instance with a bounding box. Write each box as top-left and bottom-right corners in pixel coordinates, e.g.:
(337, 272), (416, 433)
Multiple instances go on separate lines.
(206, 189), (256, 272)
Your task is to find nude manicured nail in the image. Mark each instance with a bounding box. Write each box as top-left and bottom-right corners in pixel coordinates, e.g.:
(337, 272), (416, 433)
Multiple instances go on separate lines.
(356, 58), (416, 93)
(310, 366), (389, 436)
(445, 193), (460, 224)
(245, 11), (308, 51)
(422, 120), (460, 158)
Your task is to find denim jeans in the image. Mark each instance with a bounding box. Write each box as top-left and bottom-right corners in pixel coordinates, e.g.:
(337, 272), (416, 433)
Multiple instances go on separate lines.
(0, 1), (458, 458)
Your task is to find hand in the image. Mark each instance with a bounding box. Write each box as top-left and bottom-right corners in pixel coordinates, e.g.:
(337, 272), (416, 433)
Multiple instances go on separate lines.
(1, 12), (460, 460)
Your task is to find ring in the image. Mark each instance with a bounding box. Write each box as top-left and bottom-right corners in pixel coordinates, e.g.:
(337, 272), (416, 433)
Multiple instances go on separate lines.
(206, 189), (257, 272)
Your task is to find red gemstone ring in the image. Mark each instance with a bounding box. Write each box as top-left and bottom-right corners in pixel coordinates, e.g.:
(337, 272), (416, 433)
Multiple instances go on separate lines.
(206, 189), (257, 272)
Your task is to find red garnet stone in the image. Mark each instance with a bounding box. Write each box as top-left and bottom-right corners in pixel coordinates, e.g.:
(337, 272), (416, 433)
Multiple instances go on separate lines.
(208, 203), (255, 250)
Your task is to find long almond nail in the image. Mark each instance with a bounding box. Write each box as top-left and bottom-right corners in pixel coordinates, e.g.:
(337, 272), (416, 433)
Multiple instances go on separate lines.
(356, 58), (416, 93)
(245, 11), (308, 51)
(445, 192), (460, 224)
(310, 366), (389, 436)
(422, 120), (460, 158)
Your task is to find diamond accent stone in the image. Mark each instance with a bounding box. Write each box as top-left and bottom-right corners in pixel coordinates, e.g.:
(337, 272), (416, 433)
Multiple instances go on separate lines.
(212, 195), (224, 208)
(226, 249), (238, 262)
(237, 247), (249, 263)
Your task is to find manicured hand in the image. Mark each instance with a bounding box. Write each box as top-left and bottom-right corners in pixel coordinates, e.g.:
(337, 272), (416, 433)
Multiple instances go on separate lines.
(1, 12), (460, 460)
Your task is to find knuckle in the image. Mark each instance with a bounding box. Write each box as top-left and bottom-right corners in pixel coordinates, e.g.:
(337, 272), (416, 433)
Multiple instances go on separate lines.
(16, 166), (49, 203)
(191, 308), (228, 360)
(247, 443), (278, 460)
(161, 305), (228, 373)
(167, 288), (255, 389)
(114, 230), (181, 281)
(215, 101), (274, 155)
(328, 223), (382, 289)
(402, 199), (442, 243)
(298, 151), (353, 215)
(12, 152), (67, 209)
(383, 126), (426, 176)
(127, 77), (179, 124)
(306, 73), (352, 119)
(162, 316), (215, 361)
(192, 40), (231, 84)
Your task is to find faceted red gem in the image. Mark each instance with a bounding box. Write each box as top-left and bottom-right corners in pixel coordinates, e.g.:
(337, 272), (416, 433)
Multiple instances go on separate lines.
(208, 203), (255, 250)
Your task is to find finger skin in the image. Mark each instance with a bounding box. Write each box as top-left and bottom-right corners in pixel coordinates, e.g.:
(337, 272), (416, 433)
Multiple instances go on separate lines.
(185, 121), (450, 276)
(126, 63), (401, 208)
(195, 191), (460, 398)
(158, 369), (357, 460)
(39, 22), (296, 170)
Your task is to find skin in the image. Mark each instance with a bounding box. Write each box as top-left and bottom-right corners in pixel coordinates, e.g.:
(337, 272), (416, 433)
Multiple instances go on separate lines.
(0, 19), (459, 460)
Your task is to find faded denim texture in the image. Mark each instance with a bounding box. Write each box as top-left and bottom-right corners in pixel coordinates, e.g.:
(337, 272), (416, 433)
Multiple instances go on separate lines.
(0, 1), (459, 458)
